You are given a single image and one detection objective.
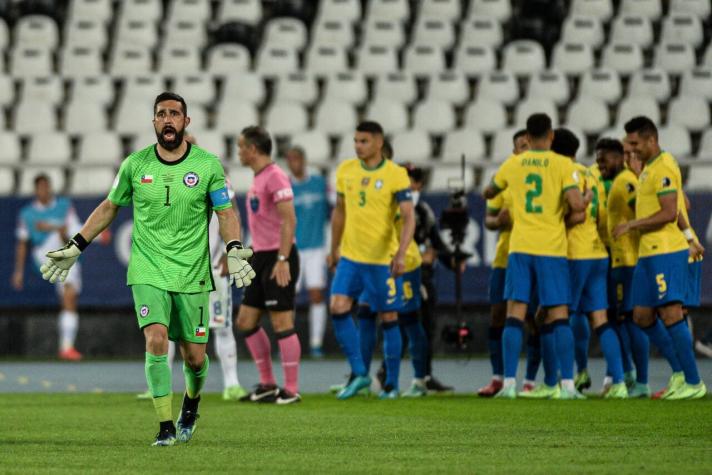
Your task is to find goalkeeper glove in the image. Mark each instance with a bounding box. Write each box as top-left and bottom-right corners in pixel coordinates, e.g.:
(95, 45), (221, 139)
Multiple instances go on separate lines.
(40, 233), (89, 284)
(226, 240), (256, 288)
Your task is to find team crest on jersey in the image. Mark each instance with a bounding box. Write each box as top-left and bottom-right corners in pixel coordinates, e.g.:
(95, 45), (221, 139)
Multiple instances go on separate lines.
(661, 177), (671, 187)
(361, 177), (370, 187)
(375, 179), (384, 190)
(250, 195), (260, 212)
(183, 172), (199, 188)
(139, 305), (150, 318)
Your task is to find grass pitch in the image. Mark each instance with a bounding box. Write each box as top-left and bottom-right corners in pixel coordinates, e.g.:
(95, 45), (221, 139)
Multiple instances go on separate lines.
(1, 393), (711, 474)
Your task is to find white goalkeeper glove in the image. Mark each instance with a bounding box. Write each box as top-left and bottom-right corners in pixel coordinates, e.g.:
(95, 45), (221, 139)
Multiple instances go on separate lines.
(40, 233), (89, 284)
(227, 240), (256, 288)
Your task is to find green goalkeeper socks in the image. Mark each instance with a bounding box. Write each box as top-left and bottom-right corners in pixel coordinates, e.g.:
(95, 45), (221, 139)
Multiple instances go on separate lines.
(183, 355), (209, 399)
(145, 352), (172, 422)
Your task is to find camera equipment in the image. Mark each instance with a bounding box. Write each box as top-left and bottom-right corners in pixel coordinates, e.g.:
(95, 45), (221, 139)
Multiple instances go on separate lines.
(441, 321), (473, 350)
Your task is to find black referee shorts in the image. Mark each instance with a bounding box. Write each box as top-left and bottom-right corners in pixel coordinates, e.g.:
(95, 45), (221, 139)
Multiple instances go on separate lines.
(242, 247), (299, 311)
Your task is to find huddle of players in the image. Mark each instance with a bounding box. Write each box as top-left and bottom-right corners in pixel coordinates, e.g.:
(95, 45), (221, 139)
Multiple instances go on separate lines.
(482, 113), (706, 400)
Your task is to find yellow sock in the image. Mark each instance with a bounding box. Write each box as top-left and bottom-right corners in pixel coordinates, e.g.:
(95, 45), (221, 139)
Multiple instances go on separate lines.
(152, 393), (172, 422)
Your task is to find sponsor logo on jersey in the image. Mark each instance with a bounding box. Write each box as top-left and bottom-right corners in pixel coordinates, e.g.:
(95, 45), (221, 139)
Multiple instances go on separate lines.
(183, 172), (199, 188)
(141, 175), (153, 184)
(375, 179), (383, 190)
(250, 195), (260, 212)
(195, 326), (206, 337)
(139, 305), (150, 317)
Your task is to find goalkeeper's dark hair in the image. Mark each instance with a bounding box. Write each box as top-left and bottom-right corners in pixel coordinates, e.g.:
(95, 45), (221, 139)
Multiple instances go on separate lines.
(154, 91), (187, 116)
(595, 137), (624, 155)
(551, 128), (580, 158)
(356, 121), (384, 136)
(241, 125), (273, 156)
(525, 113), (552, 139)
(624, 116), (658, 139)
(34, 173), (50, 187)
(512, 129), (527, 145)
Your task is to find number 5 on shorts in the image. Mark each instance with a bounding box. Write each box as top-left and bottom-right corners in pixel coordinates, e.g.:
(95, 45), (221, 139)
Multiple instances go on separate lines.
(656, 273), (667, 293)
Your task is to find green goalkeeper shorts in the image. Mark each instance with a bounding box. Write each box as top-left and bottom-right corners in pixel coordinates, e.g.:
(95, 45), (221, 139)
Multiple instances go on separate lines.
(131, 284), (210, 344)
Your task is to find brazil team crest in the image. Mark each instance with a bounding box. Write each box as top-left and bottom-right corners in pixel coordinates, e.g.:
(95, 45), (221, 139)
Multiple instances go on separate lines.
(375, 179), (384, 190)
(139, 305), (150, 318)
(183, 172), (199, 187)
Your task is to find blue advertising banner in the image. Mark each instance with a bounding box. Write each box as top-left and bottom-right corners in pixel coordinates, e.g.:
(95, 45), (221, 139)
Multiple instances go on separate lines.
(1, 193), (711, 308)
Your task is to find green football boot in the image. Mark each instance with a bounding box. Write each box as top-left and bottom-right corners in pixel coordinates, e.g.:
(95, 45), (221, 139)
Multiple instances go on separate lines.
(222, 385), (248, 401)
(575, 370), (591, 392)
(555, 387), (587, 400)
(494, 385), (517, 399)
(152, 429), (176, 447)
(337, 375), (372, 400)
(664, 382), (707, 400)
(402, 382), (427, 398)
(604, 382), (628, 399)
(659, 372), (685, 399)
(627, 383), (651, 398)
(518, 384), (560, 399)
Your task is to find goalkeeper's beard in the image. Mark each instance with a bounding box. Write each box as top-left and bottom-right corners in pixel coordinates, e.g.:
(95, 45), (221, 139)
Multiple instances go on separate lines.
(156, 126), (185, 151)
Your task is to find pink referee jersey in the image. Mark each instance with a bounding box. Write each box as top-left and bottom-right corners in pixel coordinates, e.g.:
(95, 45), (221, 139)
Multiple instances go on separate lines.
(246, 163), (294, 252)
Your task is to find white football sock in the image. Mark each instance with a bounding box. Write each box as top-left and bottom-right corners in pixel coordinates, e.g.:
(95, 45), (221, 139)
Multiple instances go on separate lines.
(503, 377), (516, 388)
(214, 327), (240, 389)
(561, 379), (575, 391)
(59, 310), (78, 351)
(309, 302), (327, 348)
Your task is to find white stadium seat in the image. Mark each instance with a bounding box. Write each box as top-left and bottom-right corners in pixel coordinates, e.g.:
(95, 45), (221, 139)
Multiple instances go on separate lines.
(658, 125), (692, 158)
(0, 75), (12, 108)
(358, 45), (398, 76)
(132, 131), (158, 149)
(14, 100), (57, 134)
(157, 47), (200, 75)
(0, 18), (8, 52)
(289, 130), (331, 164)
(68, 0), (113, 23)
(468, 0), (512, 23)
(528, 70), (570, 106)
(551, 42), (594, 76)
(114, 19), (159, 49)
(428, 166), (474, 192)
(420, 0), (461, 22)
(685, 165), (712, 191)
(119, 0), (163, 23)
(697, 129), (712, 158)
(704, 44), (712, 67)
(579, 69), (622, 104)
(442, 129), (485, 163)
(172, 75), (215, 107)
(213, 101), (258, 135)
(628, 69), (671, 103)
(27, 132), (72, 165)
(315, 100), (357, 136)
(392, 129), (432, 164)
(502, 40), (546, 77)
(11, 47), (52, 78)
(109, 46), (153, 77)
(69, 167), (118, 196)
(305, 45), (348, 76)
(464, 99), (507, 134)
(21, 76), (63, 105)
(566, 96), (609, 134)
(367, 0), (410, 22)
(64, 100), (108, 134)
(570, 0), (613, 21)
(19, 167), (65, 196)
(77, 132), (123, 165)
(164, 20), (208, 49)
(122, 75), (164, 103)
(413, 100), (455, 135)
(668, 95), (710, 132)
(478, 71), (519, 105)
(610, 15), (653, 48)
(515, 98), (558, 127)
(491, 129), (520, 161)
(602, 43), (643, 76)
(167, 0), (212, 23)
(680, 68), (712, 101)
(0, 167), (14, 195)
(363, 18), (404, 48)
(189, 130), (227, 159)
(60, 47), (103, 78)
(661, 14), (703, 48)
(69, 75), (114, 106)
(323, 72), (367, 105)
(256, 46), (299, 76)
(655, 43), (696, 75)
(265, 101), (308, 136)
(264, 17), (308, 51)
(412, 17), (455, 50)
(274, 72), (318, 105)
(218, 0), (263, 25)
(670, 0), (710, 19)
(454, 45), (496, 78)
(404, 45), (445, 77)
(206, 44), (251, 76)
(365, 99), (408, 134)
(561, 15), (604, 48)
(428, 71), (469, 105)
(0, 133), (22, 165)
(64, 19), (108, 50)
(222, 72), (266, 105)
(229, 166), (257, 195)
(15, 15), (59, 50)
(616, 96), (660, 128)
(460, 17), (503, 49)
(312, 19), (355, 49)
(374, 72), (417, 104)
(620, 0), (662, 20)
(335, 132), (356, 160)
(185, 106), (208, 130)
(317, 0), (361, 23)
(113, 100), (155, 135)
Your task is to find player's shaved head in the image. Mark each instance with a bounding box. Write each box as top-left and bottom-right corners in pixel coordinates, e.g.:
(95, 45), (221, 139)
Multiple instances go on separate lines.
(526, 114), (552, 139)
(551, 128), (580, 159)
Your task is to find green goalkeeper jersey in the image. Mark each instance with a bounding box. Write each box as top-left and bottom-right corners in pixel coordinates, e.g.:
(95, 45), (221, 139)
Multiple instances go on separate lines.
(108, 143), (232, 293)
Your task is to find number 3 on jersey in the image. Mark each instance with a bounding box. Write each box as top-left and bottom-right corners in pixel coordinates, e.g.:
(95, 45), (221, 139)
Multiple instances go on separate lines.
(358, 190), (366, 207)
(525, 173), (543, 214)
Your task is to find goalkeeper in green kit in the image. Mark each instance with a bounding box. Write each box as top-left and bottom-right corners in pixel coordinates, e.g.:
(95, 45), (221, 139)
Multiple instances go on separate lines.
(40, 92), (255, 447)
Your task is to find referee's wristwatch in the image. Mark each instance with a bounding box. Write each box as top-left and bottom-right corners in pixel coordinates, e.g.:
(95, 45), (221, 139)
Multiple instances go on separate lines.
(277, 253), (288, 262)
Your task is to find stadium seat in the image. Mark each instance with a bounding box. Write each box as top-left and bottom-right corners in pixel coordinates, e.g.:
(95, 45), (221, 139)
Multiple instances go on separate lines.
(77, 132), (123, 165)
(373, 72), (417, 104)
(698, 129), (712, 158)
(492, 128), (523, 161)
(113, 100), (155, 135)
(305, 45), (348, 75)
(0, 75), (14, 108)
(256, 46), (299, 76)
(413, 100), (456, 135)
(132, 131), (158, 149)
(217, 0), (263, 25)
(705, 45), (712, 67)
(661, 14), (703, 48)
(478, 71), (519, 105)
(658, 124), (692, 158)
(264, 17), (308, 51)
(229, 166), (256, 193)
(312, 19), (355, 49)
(64, 19), (108, 50)
(460, 17), (503, 49)
(19, 167), (65, 196)
(428, 71), (469, 105)
(167, 0), (211, 23)
(680, 68), (712, 100)
(619, 0), (662, 20)
(274, 72), (318, 105)
(21, 76), (63, 105)
(0, 19), (7, 52)
(628, 69), (671, 103)
(69, 166), (117, 196)
(60, 47), (103, 78)
(365, 99), (408, 134)
(464, 99), (507, 134)
(265, 101), (308, 136)
(314, 100), (357, 136)
(317, 0), (361, 23)
(171, 75), (215, 107)
(610, 15), (653, 48)
(69, 75), (113, 106)
(358, 45), (398, 76)
(109, 46), (153, 77)
(442, 129), (485, 163)
(670, 0), (710, 18)
(164, 20), (208, 49)
(158, 47), (200, 75)
(684, 165), (712, 190)
(551, 42), (594, 76)
(454, 45), (496, 78)
(561, 15), (604, 48)
(601, 43), (643, 76)
(115, 19), (159, 49)
(528, 70), (570, 106)
(14, 100), (57, 134)
(289, 130), (331, 164)
(15, 15), (59, 50)
(335, 132), (356, 160)
(428, 165), (474, 192)
(188, 130), (227, 159)
(404, 45), (445, 77)
(64, 100), (108, 134)
(185, 106), (208, 130)
(323, 71), (367, 105)
(579, 69), (622, 104)
(68, 0), (113, 23)
(655, 43), (696, 75)
(0, 133), (21, 165)
(206, 44), (251, 76)
(222, 72), (266, 105)
(668, 95), (710, 132)
(570, 0), (613, 21)
(502, 40), (546, 78)
(0, 167), (14, 195)
(362, 18), (405, 49)
(515, 98), (558, 127)
(122, 75), (164, 104)
(566, 96), (609, 134)
(26, 132), (72, 165)
(213, 101), (259, 135)
(11, 47), (53, 78)
(468, 0), (512, 23)
(412, 18), (455, 50)
(392, 130), (431, 164)
(118, 0), (163, 23)
(420, 0), (461, 22)
(366, 0), (410, 22)
(616, 96), (660, 128)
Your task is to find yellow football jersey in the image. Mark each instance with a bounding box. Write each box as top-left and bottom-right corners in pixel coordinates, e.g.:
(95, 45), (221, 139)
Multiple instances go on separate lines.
(567, 163), (608, 260)
(636, 152), (688, 257)
(487, 189), (512, 269)
(336, 158), (411, 264)
(607, 167), (639, 267)
(589, 164), (610, 247)
(492, 150), (580, 257)
(660, 152), (701, 263)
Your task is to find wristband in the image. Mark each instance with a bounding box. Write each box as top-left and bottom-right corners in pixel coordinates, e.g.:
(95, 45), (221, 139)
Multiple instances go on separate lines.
(226, 240), (243, 252)
(683, 228), (695, 242)
(72, 233), (90, 251)
(277, 254), (287, 262)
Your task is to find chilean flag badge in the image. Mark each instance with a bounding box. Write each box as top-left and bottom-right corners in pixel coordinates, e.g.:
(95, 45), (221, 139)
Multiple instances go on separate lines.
(195, 326), (206, 337)
(141, 175), (153, 184)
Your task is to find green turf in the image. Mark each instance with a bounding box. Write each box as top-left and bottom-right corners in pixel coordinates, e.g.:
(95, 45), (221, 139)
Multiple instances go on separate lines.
(1, 394), (711, 474)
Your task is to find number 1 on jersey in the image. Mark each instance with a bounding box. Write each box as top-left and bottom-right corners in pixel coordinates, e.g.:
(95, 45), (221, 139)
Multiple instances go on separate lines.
(164, 185), (171, 206)
(525, 173), (543, 214)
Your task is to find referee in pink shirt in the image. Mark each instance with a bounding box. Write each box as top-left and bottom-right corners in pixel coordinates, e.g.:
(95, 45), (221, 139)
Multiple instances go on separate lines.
(235, 126), (301, 404)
